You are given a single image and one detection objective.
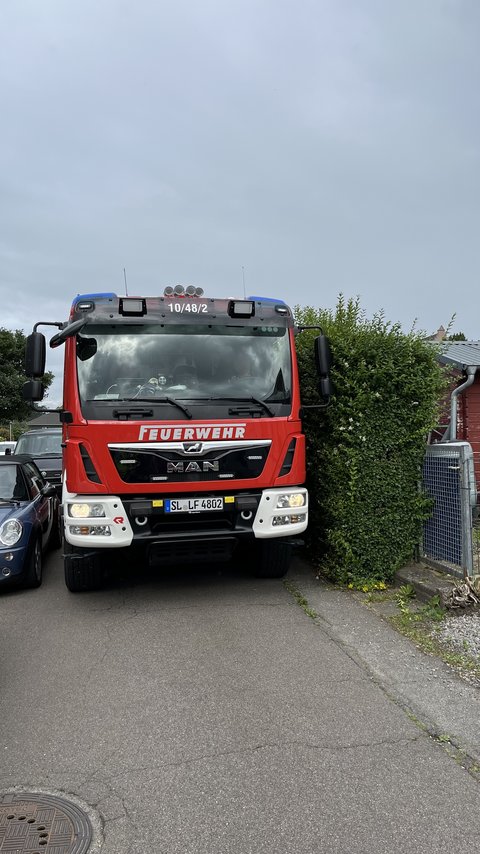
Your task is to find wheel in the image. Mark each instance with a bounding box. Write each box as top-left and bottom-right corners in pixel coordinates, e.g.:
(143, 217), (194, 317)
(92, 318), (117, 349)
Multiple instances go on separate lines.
(134, 382), (156, 397)
(49, 504), (63, 550)
(64, 542), (103, 592)
(254, 539), (292, 578)
(23, 535), (43, 589)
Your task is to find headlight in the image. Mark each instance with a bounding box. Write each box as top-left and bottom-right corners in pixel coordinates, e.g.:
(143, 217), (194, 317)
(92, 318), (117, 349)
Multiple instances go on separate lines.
(69, 525), (111, 536)
(0, 519), (23, 546)
(276, 492), (306, 509)
(68, 503), (106, 518)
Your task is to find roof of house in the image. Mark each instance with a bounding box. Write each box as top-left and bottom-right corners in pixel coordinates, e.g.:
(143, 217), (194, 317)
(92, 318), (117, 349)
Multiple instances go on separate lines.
(437, 341), (480, 369)
(27, 411), (61, 428)
(426, 325), (447, 342)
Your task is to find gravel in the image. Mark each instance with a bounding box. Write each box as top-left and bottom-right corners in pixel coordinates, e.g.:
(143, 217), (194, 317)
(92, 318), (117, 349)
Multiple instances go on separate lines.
(433, 612), (480, 658)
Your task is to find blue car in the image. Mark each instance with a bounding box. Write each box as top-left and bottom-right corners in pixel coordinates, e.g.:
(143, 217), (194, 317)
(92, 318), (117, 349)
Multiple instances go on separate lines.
(0, 455), (61, 589)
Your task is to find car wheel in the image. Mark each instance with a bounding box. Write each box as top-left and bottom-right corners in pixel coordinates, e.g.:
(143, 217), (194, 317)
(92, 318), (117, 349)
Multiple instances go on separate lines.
(23, 535), (43, 589)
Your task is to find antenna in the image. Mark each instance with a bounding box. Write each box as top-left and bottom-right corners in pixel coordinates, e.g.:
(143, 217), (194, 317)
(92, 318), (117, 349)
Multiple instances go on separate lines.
(123, 267), (129, 296)
(242, 266), (246, 299)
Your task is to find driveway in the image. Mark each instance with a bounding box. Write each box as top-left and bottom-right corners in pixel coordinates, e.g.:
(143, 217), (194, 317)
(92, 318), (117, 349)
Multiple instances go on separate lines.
(0, 551), (479, 853)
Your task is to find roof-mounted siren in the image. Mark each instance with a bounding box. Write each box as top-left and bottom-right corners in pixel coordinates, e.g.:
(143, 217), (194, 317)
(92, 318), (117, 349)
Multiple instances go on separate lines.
(164, 284), (204, 297)
(184, 285), (204, 297)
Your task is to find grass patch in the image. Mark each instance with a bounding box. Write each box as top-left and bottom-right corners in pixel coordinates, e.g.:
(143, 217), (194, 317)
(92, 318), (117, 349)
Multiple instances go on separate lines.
(283, 580), (318, 620)
(389, 598), (480, 683)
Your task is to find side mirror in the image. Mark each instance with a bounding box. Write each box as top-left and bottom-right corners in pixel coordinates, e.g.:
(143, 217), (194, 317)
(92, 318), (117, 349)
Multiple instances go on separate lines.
(42, 482), (57, 497)
(50, 318), (86, 348)
(4, 448), (12, 456)
(319, 376), (333, 399)
(25, 332), (46, 378)
(77, 336), (97, 361)
(23, 379), (45, 402)
(314, 335), (333, 401)
(314, 335), (332, 376)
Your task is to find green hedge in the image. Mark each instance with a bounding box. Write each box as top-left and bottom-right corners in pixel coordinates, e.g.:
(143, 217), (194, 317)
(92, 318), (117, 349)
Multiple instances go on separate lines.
(295, 296), (446, 588)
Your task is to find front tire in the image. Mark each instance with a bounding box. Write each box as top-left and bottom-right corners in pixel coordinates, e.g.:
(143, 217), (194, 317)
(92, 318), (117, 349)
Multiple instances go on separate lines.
(64, 542), (103, 592)
(254, 539), (292, 578)
(23, 535), (43, 589)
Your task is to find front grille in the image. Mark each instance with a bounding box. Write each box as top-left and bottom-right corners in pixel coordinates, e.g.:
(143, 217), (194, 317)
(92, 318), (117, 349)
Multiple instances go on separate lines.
(43, 473), (61, 483)
(110, 444), (270, 483)
(151, 512), (233, 534)
(148, 537), (237, 565)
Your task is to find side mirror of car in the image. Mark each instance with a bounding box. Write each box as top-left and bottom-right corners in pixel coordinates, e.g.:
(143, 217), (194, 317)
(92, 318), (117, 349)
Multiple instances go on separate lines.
(42, 482), (57, 497)
(4, 448), (12, 456)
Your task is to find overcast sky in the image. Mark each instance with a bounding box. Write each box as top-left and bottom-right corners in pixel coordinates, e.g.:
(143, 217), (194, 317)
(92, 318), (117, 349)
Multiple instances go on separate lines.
(1, 0), (479, 400)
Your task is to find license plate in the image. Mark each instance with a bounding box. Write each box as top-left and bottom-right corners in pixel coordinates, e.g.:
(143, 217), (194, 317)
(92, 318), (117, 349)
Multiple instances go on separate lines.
(164, 497), (224, 513)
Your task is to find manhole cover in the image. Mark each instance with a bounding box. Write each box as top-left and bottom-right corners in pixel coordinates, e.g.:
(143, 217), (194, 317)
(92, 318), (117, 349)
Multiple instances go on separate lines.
(0, 793), (92, 853)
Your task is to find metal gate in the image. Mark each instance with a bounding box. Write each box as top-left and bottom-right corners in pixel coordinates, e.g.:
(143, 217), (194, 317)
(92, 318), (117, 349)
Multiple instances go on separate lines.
(422, 442), (476, 578)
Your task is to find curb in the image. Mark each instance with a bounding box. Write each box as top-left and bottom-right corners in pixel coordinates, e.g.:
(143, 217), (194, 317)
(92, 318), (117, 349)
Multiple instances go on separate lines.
(395, 561), (459, 602)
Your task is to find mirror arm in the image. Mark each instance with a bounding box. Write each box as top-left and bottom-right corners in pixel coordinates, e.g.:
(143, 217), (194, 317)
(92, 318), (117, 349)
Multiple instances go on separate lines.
(295, 324), (324, 335)
(33, 322), (63, 333)
(301, 402), (330, 411)
(50, 318), (86, 348)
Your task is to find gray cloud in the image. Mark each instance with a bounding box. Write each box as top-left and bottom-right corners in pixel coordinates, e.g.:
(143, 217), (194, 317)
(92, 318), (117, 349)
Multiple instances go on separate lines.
(1, 0), (479, 405)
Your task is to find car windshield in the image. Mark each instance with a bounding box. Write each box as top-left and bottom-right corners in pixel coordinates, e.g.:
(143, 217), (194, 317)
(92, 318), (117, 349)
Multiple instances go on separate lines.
(0, 465), (28, 502)
(76, 324), (292, 405)
(16, 432), (62, 457)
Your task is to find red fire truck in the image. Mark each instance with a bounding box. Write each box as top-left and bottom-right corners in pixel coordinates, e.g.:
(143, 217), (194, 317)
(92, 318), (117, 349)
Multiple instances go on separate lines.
(24, 287), (331, 591)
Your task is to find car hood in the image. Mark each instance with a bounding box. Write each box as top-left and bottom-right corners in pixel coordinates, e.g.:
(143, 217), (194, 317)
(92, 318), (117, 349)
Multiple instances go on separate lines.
(0, 502), (26, 525)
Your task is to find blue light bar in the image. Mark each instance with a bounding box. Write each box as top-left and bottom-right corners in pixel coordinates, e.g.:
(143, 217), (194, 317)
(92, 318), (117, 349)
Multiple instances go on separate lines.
(248, 295), (286, 305)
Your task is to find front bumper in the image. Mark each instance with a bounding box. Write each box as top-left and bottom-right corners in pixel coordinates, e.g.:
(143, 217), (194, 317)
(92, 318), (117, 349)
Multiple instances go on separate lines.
(0, 544), (28, 580)
(63, 488), (308, 550)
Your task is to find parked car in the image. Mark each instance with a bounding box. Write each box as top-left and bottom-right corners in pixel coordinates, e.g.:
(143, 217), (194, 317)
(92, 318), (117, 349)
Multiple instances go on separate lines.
(0, 455), (61, 589)
(14, 428), (63, 498)
(0, 442), (16, 455)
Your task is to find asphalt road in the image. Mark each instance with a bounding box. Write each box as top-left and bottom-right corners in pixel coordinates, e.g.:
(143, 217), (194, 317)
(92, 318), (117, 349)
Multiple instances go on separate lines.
(1, 548), (479, 853)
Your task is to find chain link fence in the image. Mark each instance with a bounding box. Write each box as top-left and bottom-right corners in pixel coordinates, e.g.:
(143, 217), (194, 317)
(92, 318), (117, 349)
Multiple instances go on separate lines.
(422, 442), (477, 579)
(472, 446), (480, 577)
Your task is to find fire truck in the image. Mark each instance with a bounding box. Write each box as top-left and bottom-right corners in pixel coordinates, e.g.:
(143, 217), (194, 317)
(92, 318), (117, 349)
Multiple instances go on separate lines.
(24, 287), (331, 591)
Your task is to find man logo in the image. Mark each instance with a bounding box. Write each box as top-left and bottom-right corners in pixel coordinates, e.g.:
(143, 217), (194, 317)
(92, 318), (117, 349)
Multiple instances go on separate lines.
(183, 442), (203, 454)
(167, 460), (219, 473)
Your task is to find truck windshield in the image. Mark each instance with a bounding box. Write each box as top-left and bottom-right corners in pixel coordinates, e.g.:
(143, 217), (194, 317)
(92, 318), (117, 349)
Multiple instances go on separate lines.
(76, 324), (292, 406)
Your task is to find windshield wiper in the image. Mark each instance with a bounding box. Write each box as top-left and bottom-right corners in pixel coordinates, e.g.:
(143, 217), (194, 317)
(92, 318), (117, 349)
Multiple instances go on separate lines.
(194, 397), (275, 417)
(120, 397), (192, 419)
